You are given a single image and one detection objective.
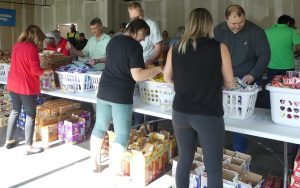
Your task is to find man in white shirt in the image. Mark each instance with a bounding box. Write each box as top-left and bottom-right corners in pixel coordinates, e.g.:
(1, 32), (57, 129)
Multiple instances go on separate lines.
(128, 2), (162, 65)
(128, 2), (162, 131)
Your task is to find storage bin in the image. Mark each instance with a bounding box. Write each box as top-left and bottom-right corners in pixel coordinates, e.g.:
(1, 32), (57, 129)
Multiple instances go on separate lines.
(266, 85), (300, 127)
(89, 72), (102, 94)
(0, 63), (10, 79)
(56, 71), (93, 92)
(138, 81), (174, 106)
(223, 88), (260, 120)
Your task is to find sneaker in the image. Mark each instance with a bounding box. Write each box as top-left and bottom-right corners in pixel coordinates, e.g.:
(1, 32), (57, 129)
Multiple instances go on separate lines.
(4, 140), (17, 149)
(23, 147), (44, 155)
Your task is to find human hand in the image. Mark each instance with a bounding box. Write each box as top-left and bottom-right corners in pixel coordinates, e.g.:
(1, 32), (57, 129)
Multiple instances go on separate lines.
(145, 58), (154, 65)
(242, 75), (254, 84)
(88, 59), (96, 66)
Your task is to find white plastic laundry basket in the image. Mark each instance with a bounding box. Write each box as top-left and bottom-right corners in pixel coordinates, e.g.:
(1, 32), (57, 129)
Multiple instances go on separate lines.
(56, 71), (93, 92)
(138, 81), (174, 106)
(0, 63), (10, 79)
(223, 88), (260, 120)
(266, 85), (300, 127)
(89, 72), (102, 94)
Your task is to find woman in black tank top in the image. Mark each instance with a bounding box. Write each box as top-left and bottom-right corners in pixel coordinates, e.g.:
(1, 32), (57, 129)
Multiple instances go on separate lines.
(164, 8), (235, 188)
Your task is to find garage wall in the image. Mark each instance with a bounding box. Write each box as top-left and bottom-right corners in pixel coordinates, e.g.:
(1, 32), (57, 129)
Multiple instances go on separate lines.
(1, 0), (300, 50)
(0, 0), (37, 50)
(111, 0), (300, 37)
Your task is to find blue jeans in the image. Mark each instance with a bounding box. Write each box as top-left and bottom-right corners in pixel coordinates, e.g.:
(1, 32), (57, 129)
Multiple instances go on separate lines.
(92, 99), (133, 148)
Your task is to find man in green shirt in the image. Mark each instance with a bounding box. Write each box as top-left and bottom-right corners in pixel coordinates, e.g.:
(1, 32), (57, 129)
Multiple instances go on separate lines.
(74, 17), (110, 70)
(265, 14), (300, 83)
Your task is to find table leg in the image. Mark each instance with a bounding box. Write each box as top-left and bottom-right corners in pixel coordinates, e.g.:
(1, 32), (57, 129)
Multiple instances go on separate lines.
(283, 142), (288, 188)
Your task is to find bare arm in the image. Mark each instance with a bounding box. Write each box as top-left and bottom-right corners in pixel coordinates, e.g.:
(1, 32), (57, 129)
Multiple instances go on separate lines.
(70, 45), (84, 57)
(145, 43), (162, 64)
(130, 66), (162, 82)
(221, 43), (235, 89)
(164, 47), (173, 84)
(88, 57), (106, 65)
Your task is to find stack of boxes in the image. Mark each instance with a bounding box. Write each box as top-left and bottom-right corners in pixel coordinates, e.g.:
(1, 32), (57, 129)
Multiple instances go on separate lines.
(0, 85), (11, 128)
(58, 110), (92, 144)
(107, 126), (177, 187)
(34, 99), (84, 143)
(290, 148), (300, 188)
(172, 147), (263, 188)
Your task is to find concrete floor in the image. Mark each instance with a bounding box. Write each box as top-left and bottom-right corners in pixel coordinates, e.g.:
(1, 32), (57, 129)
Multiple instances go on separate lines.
(0, 120), (296, 188)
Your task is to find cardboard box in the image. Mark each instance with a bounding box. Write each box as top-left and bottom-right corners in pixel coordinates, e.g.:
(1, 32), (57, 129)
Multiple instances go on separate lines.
(130, 143), (155, 187)
(194, 152), (203, 162)
(231, 157), (247, 172)
(201, 169), (238, 188)
(224, 149), (236, 157)
(40, 123), (58, 143)
(223, 163), (243, 175)
(63, 117), (85, 138)
(196, 147), (203, 155)
(262, 175), (282, 188)
(237, 172), (263, 188)
(172, 158), (204, 188)
(235, 152), (252, 171)
(121, 151), (132, 176)
(223, 154), (233, 164)
(163, 140), (170, 168)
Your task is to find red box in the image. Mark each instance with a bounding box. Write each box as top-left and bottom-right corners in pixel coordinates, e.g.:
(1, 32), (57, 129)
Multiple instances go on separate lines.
(290, 174), (300, 188)
(262, 175), (283, 188)
(293, 149), (300, 178)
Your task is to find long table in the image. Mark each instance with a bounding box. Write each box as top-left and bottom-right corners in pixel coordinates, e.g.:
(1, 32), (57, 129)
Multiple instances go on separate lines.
(1, 77), (298, 187)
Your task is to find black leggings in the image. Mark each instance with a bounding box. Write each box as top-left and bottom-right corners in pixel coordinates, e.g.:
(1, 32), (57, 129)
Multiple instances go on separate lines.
(6, 92), (37, 145)
(172, 110), (224, 188)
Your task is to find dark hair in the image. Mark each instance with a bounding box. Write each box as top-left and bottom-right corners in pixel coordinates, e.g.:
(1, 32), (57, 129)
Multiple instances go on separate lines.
(225, 5), (245, 19)
(120, 22), (127, 29)
(277, 14), (293, 24)
(79, 33), (85, 37)
(126, 18), (150, 36)
(90, 17), (102, 26)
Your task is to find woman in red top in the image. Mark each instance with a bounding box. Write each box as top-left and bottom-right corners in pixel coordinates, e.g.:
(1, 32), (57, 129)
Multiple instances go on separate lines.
(5, 25), (52, 155)
(45, 30), (70, 56)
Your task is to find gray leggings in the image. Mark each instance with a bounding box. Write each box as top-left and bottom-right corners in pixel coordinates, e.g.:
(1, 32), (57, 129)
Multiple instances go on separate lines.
(6, 92), (37, 145)
(172, 110), (224, 188)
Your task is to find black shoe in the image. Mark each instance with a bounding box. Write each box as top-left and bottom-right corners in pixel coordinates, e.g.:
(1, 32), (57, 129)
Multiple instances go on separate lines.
(4, 140), (17, 149)
(23, 147), (44, 155)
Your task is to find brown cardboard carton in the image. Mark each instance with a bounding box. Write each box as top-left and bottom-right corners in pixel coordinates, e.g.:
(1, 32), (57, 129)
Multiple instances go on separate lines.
(224, 149), (236, 157)
(235, 151), (252, 171)
(223, 163), (243, 175)
(131, 143), (155, 186)
(231, 157), (247, 172)
(40, 123), (58, 143)
(39, 116), (58, 126)
(201, 169), (238, 188)
(238, 172), (263, 188)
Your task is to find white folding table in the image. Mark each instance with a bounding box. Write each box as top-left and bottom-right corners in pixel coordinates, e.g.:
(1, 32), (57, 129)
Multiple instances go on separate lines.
(1, 77), (299, 188)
